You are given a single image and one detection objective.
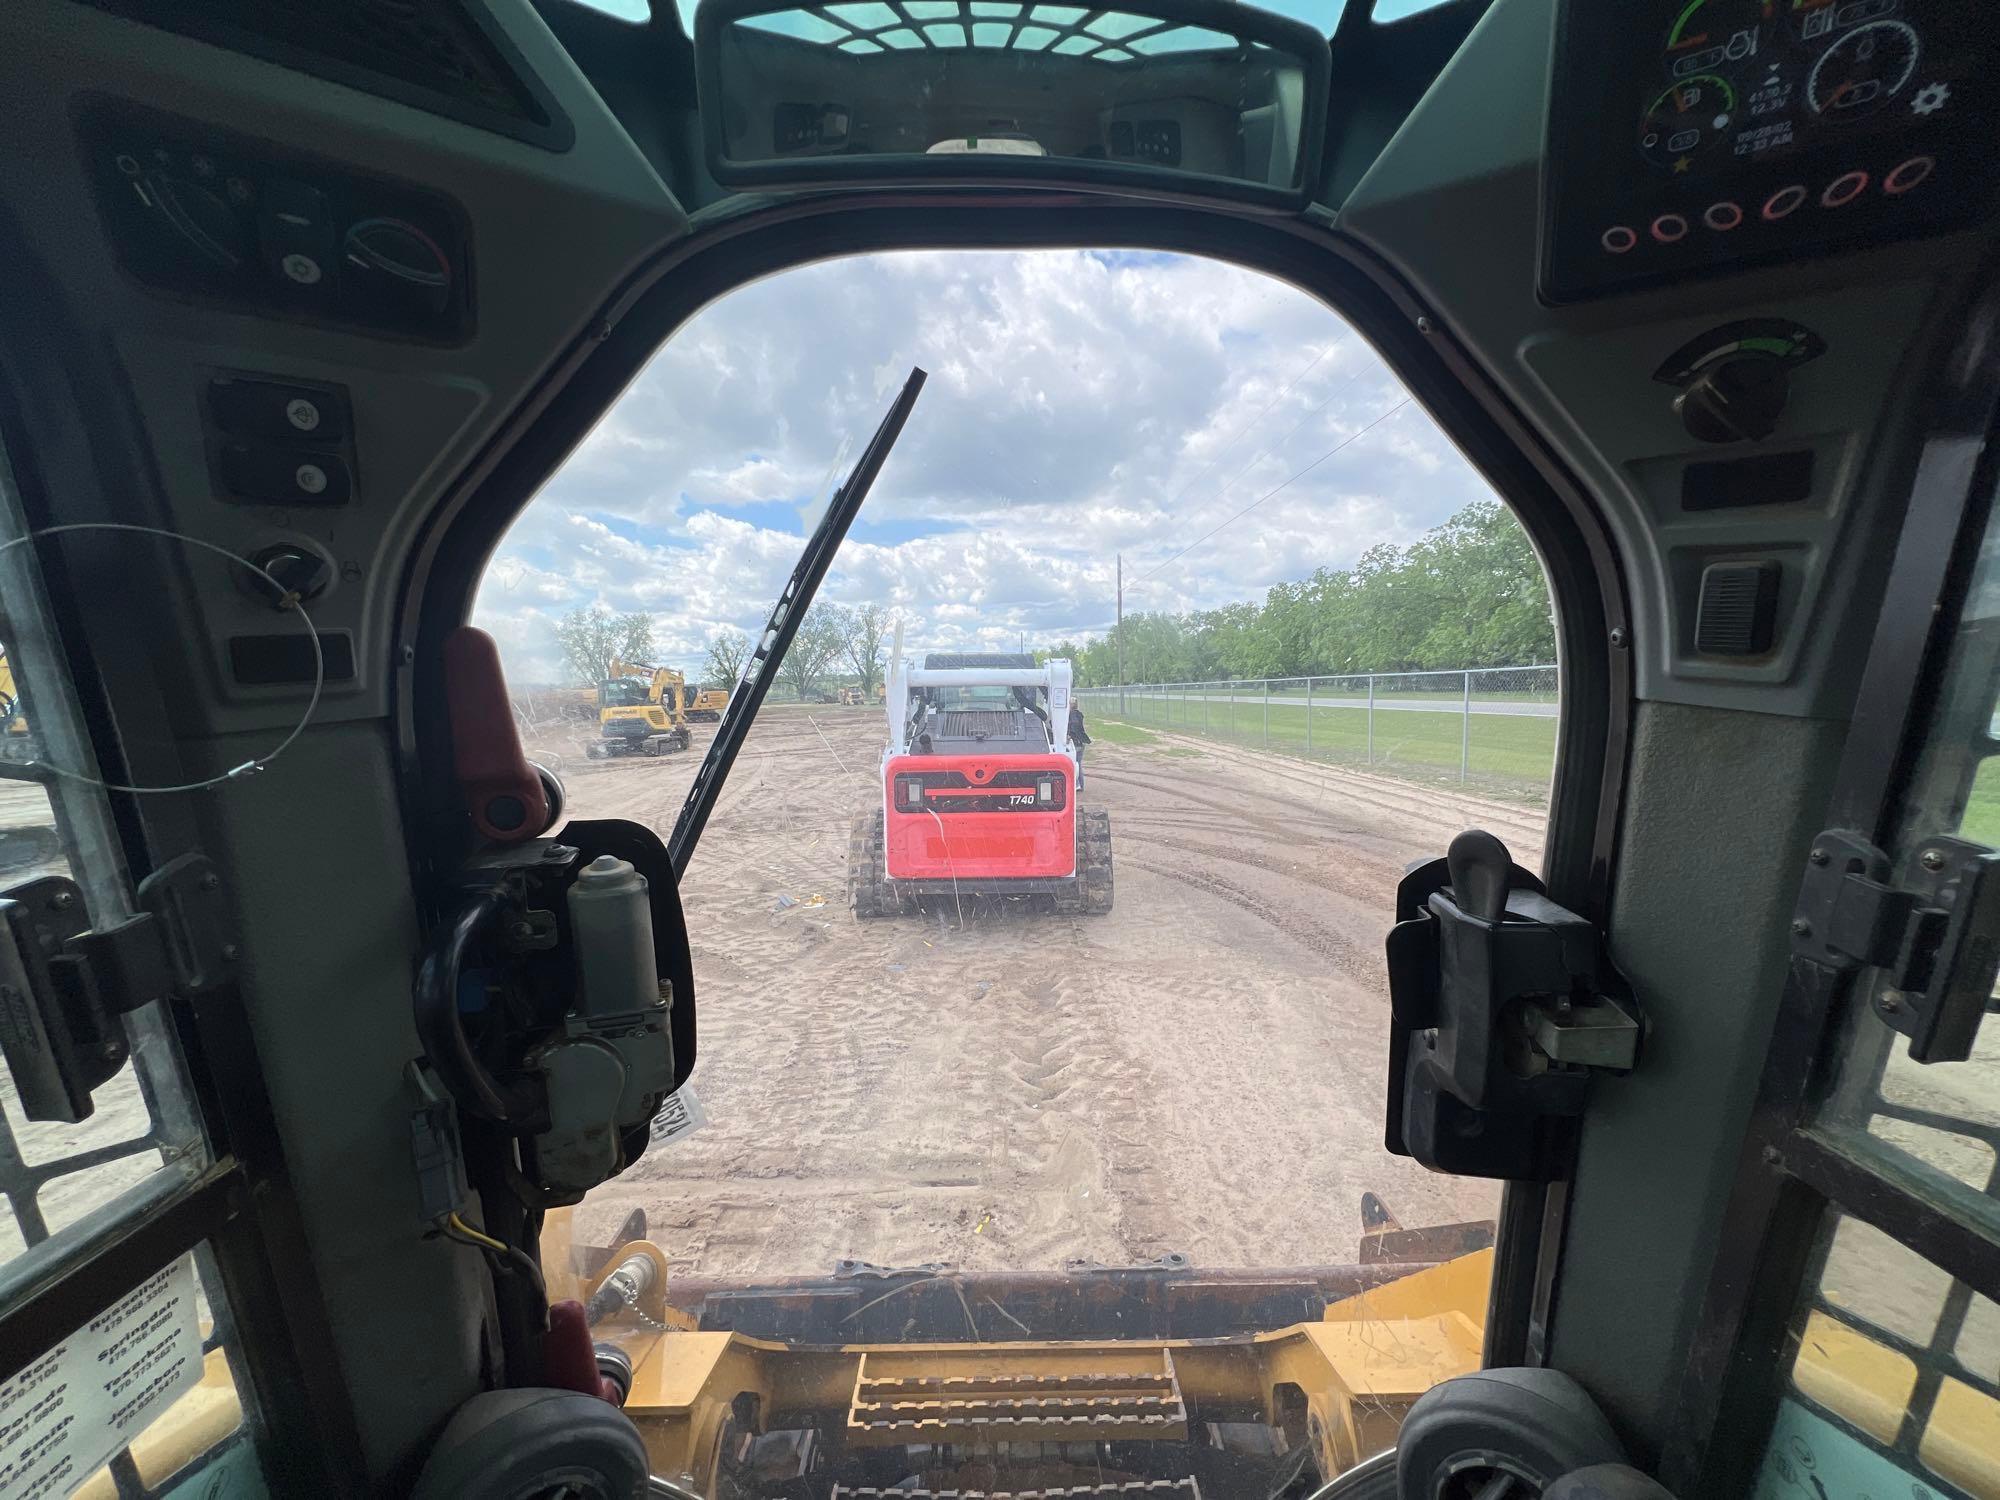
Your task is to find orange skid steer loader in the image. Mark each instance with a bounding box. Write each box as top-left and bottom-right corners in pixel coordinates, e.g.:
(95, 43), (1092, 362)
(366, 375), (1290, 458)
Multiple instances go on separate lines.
(848, 643), (1112, 917)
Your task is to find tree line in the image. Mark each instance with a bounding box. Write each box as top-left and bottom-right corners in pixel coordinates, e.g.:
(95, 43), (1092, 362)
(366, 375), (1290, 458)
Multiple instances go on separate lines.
(553, 602), (892, 702)
(552, 500), (1550, 697)
(1048, 500), (1555, 688)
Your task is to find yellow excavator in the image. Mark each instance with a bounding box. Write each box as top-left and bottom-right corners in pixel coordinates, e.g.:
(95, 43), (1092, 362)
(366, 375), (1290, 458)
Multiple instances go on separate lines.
(688, 687), (730, 722)
(0, 645), (27, 736)
(589, 659), (694, 758)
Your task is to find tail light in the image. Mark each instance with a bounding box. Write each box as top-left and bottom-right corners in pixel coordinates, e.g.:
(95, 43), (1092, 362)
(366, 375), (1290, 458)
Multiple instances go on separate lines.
(1037, 778), (1055, 804)
(902, 779), (924, 808)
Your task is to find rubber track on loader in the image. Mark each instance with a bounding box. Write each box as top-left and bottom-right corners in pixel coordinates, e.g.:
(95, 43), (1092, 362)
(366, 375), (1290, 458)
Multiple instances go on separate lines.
(1081, 807), (1112, 915)
(1054, 808), (1113, 916)
(848, 808), (901, 918)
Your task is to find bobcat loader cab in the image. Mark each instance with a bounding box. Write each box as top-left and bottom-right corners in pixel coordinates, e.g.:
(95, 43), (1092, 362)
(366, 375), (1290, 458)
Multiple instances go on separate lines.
(0, 0), (1995, 1497)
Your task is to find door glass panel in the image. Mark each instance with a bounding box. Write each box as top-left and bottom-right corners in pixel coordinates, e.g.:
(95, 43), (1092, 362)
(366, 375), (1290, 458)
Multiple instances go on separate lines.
(1768, 1211), (2000, 1499)
(0, 529), (211, 1279)
(0, 1248), (254, 1500)
(0, 433), (257, 1493)
(1814, 503), (2000, 1238)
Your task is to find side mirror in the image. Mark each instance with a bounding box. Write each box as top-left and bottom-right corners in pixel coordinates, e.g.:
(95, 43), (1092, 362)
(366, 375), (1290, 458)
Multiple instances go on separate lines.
(694, 0), (1332, 206)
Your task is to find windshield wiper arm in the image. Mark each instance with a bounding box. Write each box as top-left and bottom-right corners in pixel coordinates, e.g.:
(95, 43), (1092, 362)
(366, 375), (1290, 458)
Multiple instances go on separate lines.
(667, 366), (927, 877)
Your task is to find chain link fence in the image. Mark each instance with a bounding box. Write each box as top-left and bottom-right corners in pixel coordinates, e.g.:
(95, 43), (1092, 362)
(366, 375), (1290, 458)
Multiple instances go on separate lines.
(1077, 665), (1558, 800)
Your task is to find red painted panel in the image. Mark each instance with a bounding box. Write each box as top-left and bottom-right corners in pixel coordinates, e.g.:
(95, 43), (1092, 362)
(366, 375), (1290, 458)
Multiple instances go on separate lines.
(884, 753), (1075, 879)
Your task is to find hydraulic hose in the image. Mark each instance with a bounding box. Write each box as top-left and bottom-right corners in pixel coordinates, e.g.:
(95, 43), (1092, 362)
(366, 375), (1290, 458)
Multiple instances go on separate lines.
(414, 887), (530, 1124)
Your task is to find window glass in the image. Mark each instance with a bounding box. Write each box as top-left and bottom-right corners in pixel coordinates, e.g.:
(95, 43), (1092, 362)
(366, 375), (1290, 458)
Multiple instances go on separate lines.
(671, 0), (1349, 39)
(0, 447), (248, 1496)
(1815, 498), (2000, 1240)
(707, 1), (1321, 193)
(480, 250), (1559, 1486)
(0, 611), (208, 1267)
(1373, 0), (1455, 20)
(1768, 1211), (2000, 1499)
(571, 0), (652, 18)
(1, 1251), (252, 1500)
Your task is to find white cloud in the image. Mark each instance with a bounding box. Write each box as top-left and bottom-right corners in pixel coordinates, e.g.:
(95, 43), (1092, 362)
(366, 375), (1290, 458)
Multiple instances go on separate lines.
(474, 250), (1502, 684)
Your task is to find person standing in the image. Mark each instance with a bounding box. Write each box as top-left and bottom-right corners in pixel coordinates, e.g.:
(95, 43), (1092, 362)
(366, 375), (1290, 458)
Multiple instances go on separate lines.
(1067, 700), (1092, 792)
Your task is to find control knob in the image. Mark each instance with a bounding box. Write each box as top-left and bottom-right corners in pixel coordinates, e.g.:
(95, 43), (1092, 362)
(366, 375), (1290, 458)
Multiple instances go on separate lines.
(142, 174), (245, 271)
(340, 217), (452, 319)
(1674, 356), (1790, 444)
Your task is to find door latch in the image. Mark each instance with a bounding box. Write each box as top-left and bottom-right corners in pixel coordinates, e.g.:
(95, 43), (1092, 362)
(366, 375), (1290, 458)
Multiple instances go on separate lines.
(1793, 829), (2000, 1063)
(1384, 829), (1641, 1181)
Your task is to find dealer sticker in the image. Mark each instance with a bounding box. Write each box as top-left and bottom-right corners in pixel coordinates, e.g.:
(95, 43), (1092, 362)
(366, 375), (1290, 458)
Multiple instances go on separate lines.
(0, 1256), (204, 1499)
(650, 1085), (709, 1146)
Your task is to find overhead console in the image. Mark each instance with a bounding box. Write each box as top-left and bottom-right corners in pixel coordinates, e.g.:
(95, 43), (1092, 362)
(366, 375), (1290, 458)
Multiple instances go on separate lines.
(1542, 0), (1998, 303)
(83, 105), (472, 342)
(695, 0), (1330, 208)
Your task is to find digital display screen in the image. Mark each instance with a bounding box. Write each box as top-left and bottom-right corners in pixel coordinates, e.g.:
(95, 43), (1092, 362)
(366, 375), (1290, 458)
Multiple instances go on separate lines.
(1543, 0), (1998, 302)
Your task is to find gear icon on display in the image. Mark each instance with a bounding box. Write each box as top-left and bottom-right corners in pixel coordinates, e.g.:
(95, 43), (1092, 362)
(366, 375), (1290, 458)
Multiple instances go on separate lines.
(1911, 82), (1950, 116)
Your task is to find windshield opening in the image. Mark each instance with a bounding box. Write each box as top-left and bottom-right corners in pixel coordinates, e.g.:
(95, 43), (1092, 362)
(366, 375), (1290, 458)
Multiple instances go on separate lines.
(477, 248), (1557, 1482)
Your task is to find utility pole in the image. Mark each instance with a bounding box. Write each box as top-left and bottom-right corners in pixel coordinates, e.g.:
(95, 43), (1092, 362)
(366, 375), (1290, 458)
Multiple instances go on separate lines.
(1116, 552), (1126, 715)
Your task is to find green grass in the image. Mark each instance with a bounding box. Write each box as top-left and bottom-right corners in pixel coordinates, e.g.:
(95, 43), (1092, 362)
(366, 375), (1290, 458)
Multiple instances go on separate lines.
(1090, 720), (1163, 747)
(1962, 758), (2000, 847)
(1098, 695), (1557, 798)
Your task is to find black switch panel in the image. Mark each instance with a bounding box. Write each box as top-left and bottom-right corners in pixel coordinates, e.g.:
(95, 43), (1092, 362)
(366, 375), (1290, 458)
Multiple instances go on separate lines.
(219, 445), (353, 507)
(230, 632), (356, 686)
(208, 377), (351, 445)
(1682, 449), (1815, 512)
(1135, 120), (1182, 167)
(205, 373), (358, 508)
(84, 106), (471, 342)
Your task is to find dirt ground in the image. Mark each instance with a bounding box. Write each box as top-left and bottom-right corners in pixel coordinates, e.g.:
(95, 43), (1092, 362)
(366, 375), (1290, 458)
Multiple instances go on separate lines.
(543, 704), (1539, 1279)
(6, 702), (1988, 1362)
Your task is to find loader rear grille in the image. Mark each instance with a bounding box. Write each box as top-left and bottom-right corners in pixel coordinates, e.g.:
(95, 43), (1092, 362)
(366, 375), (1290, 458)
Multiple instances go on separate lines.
(936, 709), (1028, 740)
(894, 770), (1066, 814)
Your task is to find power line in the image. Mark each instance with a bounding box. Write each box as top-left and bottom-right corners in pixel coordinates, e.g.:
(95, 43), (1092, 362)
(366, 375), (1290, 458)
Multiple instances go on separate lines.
(1172, 362), (1373, 541)
(1135, 397), (1414, 586)
(1151, 338), (1340, 520)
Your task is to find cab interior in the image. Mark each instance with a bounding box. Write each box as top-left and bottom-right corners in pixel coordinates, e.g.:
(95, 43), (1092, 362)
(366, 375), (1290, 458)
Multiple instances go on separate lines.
(0, 0), (1996, 1497)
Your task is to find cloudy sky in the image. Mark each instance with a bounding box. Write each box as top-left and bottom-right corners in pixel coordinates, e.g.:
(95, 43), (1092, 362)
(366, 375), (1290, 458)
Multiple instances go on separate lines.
(474, 250), (1500, 683)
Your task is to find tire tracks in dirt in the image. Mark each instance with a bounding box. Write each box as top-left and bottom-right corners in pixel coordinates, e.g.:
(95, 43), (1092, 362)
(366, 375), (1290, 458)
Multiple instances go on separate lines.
(544, 706), (1508, 1277)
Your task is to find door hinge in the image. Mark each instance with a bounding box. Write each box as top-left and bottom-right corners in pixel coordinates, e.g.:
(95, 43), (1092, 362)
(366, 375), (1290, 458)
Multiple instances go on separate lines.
(0, 853), (238, 1123)
(1793, 829), (2000, 1063)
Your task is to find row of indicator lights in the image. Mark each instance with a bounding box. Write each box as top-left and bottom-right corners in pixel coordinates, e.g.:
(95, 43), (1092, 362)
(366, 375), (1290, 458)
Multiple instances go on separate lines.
(1601, 156), (1934, 254)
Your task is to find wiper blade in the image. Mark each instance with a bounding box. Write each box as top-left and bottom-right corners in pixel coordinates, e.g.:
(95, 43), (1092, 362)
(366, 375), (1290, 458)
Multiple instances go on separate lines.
(667, 367), (927, 876)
